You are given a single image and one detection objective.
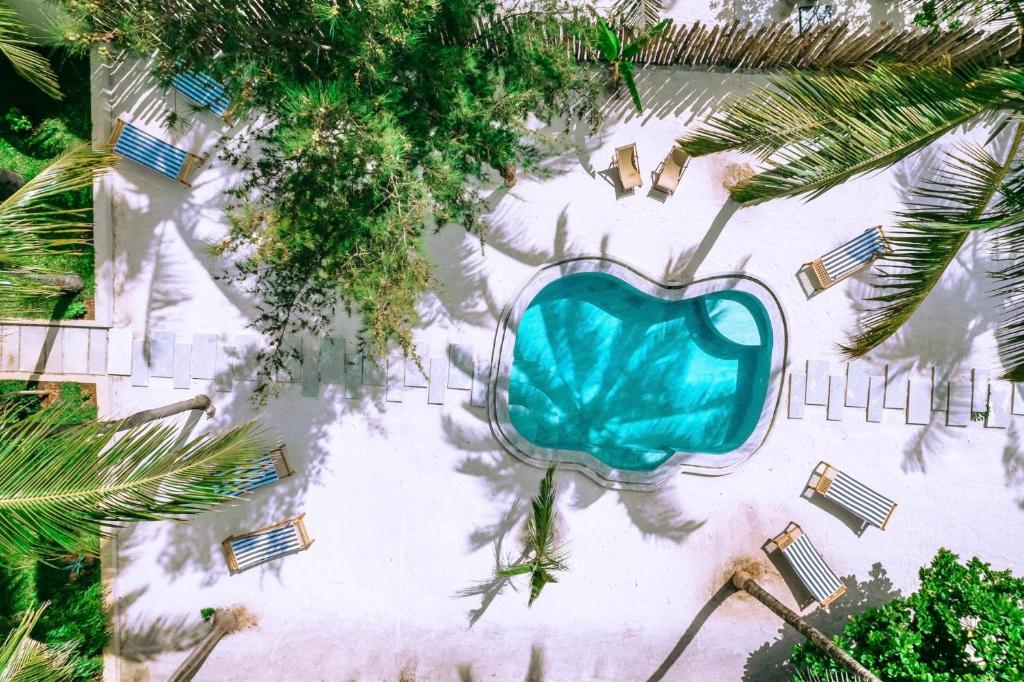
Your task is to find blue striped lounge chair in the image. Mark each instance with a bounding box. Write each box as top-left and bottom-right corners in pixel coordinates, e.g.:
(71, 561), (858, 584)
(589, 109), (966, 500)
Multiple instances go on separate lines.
(765, 522), (846, 608)
(222, 515), (313, 574)
(236, 446), (294, 493)
(806, 461), (897, 531)
(804, 226), (891, 292)
(170, 70), (235, 122)
(108, 118), (205, 186)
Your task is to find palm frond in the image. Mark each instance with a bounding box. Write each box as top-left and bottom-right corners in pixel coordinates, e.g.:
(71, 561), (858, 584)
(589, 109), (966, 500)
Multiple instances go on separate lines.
(986, 140), (1024, 378)
(843, 137), (1024, 358)
(0, 605), (77, 682)
(0, 5), (61, 100)
(610, 0), (665, 31)
(0, 406), (276, 562)
(679, 63), (1011, 205)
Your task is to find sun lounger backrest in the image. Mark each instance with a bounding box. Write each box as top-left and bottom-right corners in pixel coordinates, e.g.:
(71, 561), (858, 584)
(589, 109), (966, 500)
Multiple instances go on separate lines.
(816, 464), (896, 530)
(616, 144), (641, 190)
(171, 71), (232, 118)
(811, 226), (889, 288)
(767, 523), (846, 607)
(222, 515), (312, 574)
(112, 121), (189, 182)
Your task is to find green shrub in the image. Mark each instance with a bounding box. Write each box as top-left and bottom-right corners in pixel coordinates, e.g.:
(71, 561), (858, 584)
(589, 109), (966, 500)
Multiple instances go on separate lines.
(2, 107), (33, 135)
(30, 117), (83, 158)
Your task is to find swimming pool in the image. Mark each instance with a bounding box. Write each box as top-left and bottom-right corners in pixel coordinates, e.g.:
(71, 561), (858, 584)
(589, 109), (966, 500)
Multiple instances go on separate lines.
(490, 258), (786, 490)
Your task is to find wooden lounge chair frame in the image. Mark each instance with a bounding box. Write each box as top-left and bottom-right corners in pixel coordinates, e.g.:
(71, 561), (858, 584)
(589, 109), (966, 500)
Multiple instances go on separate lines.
(108, 118), (206, 187)
(764, 522), (846, 608)
(805, 461), (897, 531)
(653, 146), (689, 195)
(170, 70), (237, 124)
(803, 225), (892, 292)
(221, 514), (313, 575)
(614, 143), (642, 191)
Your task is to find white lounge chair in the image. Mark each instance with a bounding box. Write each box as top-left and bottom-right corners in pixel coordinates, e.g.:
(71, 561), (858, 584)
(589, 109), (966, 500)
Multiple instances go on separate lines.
(222, 515), (313, 574)
(803, 226), (891, 292)
(653, 146), (688, 195)
(806, 461), (896, 531)
(765, 522), (846, 607)
(109, 118), (205, 186)
(615, 143), (642, 191)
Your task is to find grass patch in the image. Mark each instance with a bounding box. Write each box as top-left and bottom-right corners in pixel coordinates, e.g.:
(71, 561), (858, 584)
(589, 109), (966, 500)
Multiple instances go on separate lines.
(0, 380), (106, 681)
(0, 47), (93, 320)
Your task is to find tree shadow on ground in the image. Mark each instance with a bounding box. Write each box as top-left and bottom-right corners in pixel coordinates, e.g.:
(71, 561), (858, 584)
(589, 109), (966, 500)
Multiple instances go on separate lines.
(645, 581), (735, 681)
(741, 563), (902, 681)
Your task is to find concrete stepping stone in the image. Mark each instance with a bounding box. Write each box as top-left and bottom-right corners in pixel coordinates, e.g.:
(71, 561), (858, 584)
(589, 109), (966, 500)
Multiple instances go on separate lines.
(173, 343), (191, 389)
(319, 338), (345, 384)
(131, 339), (149, 387)
(947, 380), (972, 427)
(363, 357), (386, 386)
(987, 379), (1011, 429)
(906, 377), (932, 425)
(428, 358), (447, 405)
(87, 329), (107, 374)
(1013, 382), (1024, 416)
(19, 326), (50, 373)
(827, 375), (845, 421)
(278, 335), (302, 383)
(214, 341), (235, 392)
(234, 335), (260, 381)
(107, 328), (133, 376)
(867, 376), (884, 423)
(448, 344), (474, 390)
(0, 325), (19, 371)
(62, 327), (89, 374)
(149, 331), (175, 377)
(301, 339), (320, 397)
(344, 352), (362, 399)
(471, 358), (489, 407)
(845, 361), (869, 408)
(883, 363), (908, 410)
(190, 334), (217, 379)
(971, 369), (990, 413)
(932, 367), (949, 411)
(386, 355), (404, 402)
(805, 360), (829, 405)
(405, 357), (428, 388)
(788, 373), (806, 419)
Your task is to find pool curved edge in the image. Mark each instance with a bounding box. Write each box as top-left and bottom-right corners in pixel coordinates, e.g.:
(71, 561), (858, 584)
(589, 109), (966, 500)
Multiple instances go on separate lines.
(487, 257), (788, 491)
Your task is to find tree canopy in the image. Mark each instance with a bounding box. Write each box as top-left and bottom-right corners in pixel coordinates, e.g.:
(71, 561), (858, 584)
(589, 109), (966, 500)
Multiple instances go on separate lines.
(62, 0), (600, 394)
(791, 549), (1024, 681)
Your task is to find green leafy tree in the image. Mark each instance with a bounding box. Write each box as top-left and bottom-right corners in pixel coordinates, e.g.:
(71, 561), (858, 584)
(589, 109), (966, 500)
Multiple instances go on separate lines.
(678, 45), (1024, 374)
(589, 17), (670, 112)
(496, 466), (569, 606)
(791, 549), (1024, 681)
(0, 144), (114, 313)
(0, 3), (61, 99)
(62, 0), (601, 393)
(0, 403), (274, 562)
(0, 605), (76, 681)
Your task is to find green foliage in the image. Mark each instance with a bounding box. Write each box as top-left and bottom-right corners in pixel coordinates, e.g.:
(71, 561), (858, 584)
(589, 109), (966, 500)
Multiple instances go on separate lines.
(496, 466), (569, 606)
(0, 5), (62, 100)
(791, 549), (1024, 681)
(200, 607), (215, 622)
(0, 606), (78, 682)
(2, 107), (32, 135)
(65, 0), (600, 391)
(587, 18), (670, 113)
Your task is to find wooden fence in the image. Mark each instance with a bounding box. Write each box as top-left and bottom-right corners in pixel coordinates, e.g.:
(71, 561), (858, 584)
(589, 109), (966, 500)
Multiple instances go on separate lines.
(485, 19), (1021, 71)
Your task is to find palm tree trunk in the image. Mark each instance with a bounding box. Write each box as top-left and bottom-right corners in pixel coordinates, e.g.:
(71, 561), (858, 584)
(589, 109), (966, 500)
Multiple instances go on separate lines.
(167, 608), (237, 682)
(115, 394), (215, 430)
(731, 570), (880, 682)
(21, 272), (84, 294)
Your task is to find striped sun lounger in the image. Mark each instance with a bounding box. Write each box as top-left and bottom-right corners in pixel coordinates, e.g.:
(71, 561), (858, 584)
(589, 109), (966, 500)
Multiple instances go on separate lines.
(222, 515), (313, 574)
(765, 522), (846, 608)
(804, 226), (891, 292)
(231, 447), (294, 494)
(806, 461), (897, 531)
(170, 70), (234, 121)
(109, 119), (205, 186)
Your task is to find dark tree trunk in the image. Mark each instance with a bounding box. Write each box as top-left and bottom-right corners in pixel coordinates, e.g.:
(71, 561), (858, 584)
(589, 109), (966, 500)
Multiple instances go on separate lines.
(167, 608), (236, 682)
(500, 165), (517, 187)
(0, 168), (24, 201)
(731, 571), (881, 682)
(21, 272), (85, 294)
(115, 394), (215, 431)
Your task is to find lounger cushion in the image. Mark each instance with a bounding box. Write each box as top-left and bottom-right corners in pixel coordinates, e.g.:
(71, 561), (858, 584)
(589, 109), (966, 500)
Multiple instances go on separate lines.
(171, 71), (231, 117)
(113, 123), (188, 181)
(781, 533), (845, 606)
(228, 523), (305, 572)
(817, 227), (888, 284)
(823, 469), (896, 529)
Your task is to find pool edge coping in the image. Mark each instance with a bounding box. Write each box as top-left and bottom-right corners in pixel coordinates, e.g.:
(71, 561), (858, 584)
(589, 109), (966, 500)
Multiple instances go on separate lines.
(486, 256), (789, 492)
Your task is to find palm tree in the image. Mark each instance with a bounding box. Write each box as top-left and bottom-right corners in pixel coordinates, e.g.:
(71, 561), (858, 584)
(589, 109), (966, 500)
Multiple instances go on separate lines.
(0, 605), (76, 681)
(590, 18), (671, 113)
(677, 40), (1024, 374)
(167, 607), (239, 682)
(731, 570), (880, 682)
(0, 2), (61, 99)
(0, 403), (275, 562)
(496, 465), (569, 606)
(0, 144), (115, 313)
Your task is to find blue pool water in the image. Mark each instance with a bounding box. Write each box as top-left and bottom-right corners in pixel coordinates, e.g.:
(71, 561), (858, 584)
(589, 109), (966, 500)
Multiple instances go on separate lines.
(508, 273), (774, 471)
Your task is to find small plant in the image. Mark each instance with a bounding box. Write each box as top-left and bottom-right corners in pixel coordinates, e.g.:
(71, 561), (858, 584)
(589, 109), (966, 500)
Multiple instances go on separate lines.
(496, 466), (568, 606)
(589, 18), (671, 113)
(64, 301), (88, 319)
(200, 607), (215, 622)
(2, 107), (33, 134)
(970, 408), (990, 422)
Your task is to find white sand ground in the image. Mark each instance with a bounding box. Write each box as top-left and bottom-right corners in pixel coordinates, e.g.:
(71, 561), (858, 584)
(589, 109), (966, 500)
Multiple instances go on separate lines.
(74, 6), (1024, 682)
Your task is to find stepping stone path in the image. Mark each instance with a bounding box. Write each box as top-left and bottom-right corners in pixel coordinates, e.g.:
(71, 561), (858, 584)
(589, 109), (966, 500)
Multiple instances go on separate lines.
(787, 359), (1022, 429)
(0, 322), (491, 407)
